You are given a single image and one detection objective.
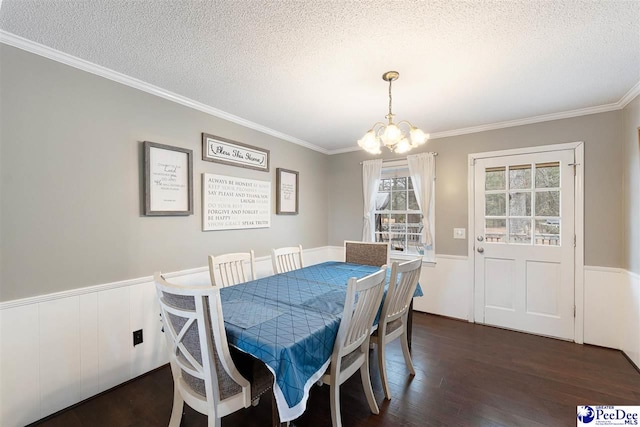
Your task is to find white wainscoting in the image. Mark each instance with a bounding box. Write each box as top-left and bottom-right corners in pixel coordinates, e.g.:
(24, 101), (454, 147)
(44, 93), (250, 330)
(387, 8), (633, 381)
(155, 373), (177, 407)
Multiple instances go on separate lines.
(620, 270), (640, 369)
(1, 248), (637, 426)
(0, 246), (332, 427)
(583, 266), (639, 369)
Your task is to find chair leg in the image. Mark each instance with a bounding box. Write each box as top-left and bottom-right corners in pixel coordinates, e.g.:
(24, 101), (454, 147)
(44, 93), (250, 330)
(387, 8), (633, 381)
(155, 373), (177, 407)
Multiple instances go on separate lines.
(400, 329), (416, 376)
(208, 415), (222, 427)
(168, 387), (184, 427)
(330, 382), (342, 427)
(361, 353), (380, 414)
(377, 340), (392, 400)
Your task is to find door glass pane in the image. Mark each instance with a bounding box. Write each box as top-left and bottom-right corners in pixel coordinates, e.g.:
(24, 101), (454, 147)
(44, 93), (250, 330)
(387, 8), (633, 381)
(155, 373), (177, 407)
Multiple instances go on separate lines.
(535, 191), (560, 216)
(535, 162), (560, 188)
(486, 194), (506, 216)
(509, 219), (532, 244)
(485, 219), (506, 243)
(509, 165), (531, 189)
(485, 167), (506, 190)
(535, 219), (560, 246)
(509, 192), (531, 216)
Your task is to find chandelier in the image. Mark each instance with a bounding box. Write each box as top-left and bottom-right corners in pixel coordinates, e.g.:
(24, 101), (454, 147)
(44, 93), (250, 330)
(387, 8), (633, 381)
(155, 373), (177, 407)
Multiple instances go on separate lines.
(357, 71), (429, 154)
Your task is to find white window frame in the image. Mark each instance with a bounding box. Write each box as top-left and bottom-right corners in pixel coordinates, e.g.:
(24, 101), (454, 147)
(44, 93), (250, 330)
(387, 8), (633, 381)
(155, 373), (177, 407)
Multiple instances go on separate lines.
(374, 160), (435, 262)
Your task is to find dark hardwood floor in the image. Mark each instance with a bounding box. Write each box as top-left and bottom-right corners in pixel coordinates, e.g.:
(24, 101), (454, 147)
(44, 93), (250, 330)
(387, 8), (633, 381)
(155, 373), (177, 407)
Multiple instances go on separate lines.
(32, 313), (640, 427)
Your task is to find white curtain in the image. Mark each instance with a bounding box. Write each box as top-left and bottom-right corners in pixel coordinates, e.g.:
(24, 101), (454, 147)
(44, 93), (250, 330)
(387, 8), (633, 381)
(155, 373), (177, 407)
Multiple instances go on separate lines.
(362, 159), (383, 242)
(408, 153), (435, 246)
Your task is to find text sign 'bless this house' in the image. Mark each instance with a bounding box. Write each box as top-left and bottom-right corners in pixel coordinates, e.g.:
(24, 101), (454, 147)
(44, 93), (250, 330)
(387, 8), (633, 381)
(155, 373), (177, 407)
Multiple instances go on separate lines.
(202, 173), (271, 231)
(202, 133), (270, 172)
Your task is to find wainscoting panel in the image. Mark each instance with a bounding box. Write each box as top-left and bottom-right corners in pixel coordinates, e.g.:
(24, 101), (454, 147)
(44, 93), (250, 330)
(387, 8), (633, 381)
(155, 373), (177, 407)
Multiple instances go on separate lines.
(620, 271), (640, 369)
(97, 286), (131, 393)
(412, 255), (471, 320)
(0, 304), (40, 427)
(583, 267), (624, 349)
(39, 297), (81, 418)
(129, 281), (167, 379)
(1, 248), (638, 427)
(79, 293), (100, 400)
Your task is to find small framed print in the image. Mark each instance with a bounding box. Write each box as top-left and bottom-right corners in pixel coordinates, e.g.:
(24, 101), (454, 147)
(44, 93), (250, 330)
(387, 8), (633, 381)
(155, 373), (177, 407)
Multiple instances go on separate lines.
(144, 141), (193, 216)
(276, 168), (299, 215)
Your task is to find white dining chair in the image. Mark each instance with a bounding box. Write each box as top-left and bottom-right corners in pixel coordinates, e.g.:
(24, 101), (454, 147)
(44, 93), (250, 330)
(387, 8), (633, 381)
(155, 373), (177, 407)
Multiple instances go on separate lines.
(370, 258), (422, 400)
(154, 272), (276, 427)
(320, 266), (387, 427)
(208, 251), (256, 287)
(271, 244), (304, 274)
(344, 240), (390, 267)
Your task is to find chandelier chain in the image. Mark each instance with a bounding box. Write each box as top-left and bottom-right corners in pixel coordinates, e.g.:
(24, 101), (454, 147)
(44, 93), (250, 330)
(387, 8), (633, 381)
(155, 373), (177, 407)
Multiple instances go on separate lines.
(388, 79), (393, 118)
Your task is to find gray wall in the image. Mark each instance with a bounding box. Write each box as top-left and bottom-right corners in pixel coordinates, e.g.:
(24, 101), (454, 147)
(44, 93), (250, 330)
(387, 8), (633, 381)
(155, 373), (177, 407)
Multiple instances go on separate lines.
(623, 95), (640, 274)
(0, 45), (328, 301)
(328, 111), (625, 268)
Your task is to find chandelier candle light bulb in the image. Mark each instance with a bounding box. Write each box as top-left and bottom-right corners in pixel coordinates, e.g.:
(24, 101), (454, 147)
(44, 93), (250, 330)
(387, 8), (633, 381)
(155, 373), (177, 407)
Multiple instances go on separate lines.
(357, 71), (430, 154)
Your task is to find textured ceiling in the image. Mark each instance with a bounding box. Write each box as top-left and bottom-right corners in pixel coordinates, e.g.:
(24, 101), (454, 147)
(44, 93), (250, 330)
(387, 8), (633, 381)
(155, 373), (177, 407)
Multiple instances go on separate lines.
(1, 1), (639, 153)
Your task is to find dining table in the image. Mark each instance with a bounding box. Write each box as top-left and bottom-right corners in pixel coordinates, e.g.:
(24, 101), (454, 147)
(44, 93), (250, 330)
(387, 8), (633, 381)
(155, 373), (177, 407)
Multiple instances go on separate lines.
(219, 261), (423, 422)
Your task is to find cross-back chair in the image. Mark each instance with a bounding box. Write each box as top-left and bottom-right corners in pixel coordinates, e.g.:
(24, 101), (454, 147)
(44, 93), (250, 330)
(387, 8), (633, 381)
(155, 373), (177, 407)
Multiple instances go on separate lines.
(208, 250), (256, 287)
(344, 240), (390, 267)
(154, 273), (276, 427)
(370, 258), (422, 400)
(320, 266), (387, 427)
(271, 244), (304, 274)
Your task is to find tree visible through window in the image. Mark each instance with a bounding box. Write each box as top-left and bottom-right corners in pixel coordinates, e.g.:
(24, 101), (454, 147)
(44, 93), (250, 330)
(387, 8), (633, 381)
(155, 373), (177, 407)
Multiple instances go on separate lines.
(484, 162), (561, 245)
(374, 176), (423, 253)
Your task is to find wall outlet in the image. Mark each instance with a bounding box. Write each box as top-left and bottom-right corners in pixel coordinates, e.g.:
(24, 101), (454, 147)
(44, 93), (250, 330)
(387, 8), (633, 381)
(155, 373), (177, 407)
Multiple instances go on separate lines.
(133, 329), (143, 346)
(453, 228), (466, 239)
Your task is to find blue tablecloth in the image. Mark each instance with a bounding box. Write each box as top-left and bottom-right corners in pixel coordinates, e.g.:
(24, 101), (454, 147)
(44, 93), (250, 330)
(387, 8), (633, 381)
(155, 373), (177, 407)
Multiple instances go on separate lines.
(220, 261), (423, 422)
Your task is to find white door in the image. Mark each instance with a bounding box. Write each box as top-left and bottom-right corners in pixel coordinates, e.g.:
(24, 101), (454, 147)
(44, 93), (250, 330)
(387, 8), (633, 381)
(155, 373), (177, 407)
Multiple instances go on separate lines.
(473, 149), (575, 340)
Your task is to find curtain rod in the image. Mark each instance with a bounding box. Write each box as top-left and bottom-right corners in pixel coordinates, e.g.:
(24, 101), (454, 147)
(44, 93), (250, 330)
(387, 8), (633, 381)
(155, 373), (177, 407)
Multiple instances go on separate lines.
(359, 152), (438, 165)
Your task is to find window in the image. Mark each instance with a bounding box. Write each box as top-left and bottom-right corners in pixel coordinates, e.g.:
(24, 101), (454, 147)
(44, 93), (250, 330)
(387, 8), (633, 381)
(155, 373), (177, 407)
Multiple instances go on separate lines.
(374, 164), (435, 259)
(484, 162), (561, 245)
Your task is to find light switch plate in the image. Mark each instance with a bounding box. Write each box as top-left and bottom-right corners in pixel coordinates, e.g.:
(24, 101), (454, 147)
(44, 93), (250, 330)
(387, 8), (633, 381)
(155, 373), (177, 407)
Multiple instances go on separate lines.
(453, 228), (466, 239)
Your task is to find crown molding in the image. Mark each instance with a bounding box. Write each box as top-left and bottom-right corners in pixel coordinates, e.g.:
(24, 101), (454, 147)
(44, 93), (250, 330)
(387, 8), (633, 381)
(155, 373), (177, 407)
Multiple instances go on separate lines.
(0, 30), (330, 155)
(2, 30), (637, 157)
(619, 80), (640, 108)
(326, 96), (636, 155)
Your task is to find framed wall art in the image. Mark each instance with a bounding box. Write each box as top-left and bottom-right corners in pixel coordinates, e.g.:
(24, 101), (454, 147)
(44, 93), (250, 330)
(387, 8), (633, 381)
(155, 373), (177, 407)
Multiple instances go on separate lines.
(202, 173), (271, 230)
(276, 168), (299, 215)
(202, 133), (270, 172)
(144, 141), (193, 216)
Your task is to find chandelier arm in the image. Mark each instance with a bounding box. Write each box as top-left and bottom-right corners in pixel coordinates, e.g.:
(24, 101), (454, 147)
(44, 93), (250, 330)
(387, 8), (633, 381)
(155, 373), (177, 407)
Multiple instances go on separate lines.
(369, 121), (387, 131)
(396, 120), (416, 130)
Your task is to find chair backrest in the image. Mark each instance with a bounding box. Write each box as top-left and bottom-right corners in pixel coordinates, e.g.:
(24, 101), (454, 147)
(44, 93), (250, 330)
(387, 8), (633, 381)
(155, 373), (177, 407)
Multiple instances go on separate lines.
(334, 267), (387, 358)
(380, 258), (422, 324)
(344, 240), (390, 267)
(208, 251), (256, 287)
(154, 273), (251, 416)
(271, 244), (304, 274)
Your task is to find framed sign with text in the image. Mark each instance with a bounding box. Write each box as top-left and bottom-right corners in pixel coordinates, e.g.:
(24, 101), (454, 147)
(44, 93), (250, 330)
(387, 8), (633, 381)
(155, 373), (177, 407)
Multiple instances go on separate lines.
(202, 173), (271, 230)
(144, 141), (193, 216)
(276, 168), (299, 215)
(202, 133), (270, 172)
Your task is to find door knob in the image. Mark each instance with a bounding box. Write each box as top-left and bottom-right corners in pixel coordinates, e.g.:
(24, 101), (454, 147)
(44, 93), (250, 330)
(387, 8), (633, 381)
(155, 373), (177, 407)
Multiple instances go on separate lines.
(477, 247), (484, 253)
(477, 236), (484, 242)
